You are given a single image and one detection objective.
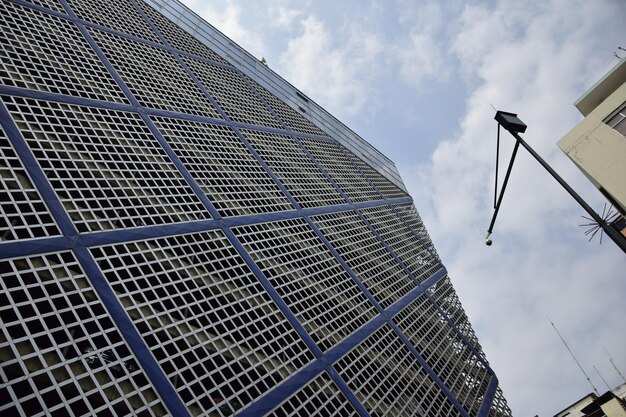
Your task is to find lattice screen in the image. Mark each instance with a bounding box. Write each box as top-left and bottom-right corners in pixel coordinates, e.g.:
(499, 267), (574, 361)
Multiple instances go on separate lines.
(0, 0), (512, 416)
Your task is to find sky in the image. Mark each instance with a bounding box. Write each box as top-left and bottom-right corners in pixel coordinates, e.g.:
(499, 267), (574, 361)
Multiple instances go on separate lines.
(179, 1), (626, 416)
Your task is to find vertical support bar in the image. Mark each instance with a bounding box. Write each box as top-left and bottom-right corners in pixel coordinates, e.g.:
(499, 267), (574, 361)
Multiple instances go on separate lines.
(494, 123), (500, 209)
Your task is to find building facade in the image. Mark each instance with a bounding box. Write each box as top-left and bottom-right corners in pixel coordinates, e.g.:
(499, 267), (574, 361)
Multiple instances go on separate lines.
(554, 382), (626, 417)
(0, 0), (512, 416)
(557, 58), (626, 234)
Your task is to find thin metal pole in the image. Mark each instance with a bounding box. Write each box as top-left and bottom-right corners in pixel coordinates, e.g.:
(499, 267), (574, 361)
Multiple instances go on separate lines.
(604, 346), (626, 383)
(593, 365), (612, 391)
(507, 129), (626, 254)
(494, 123), (500, 209)
(549, 318), (599, 395)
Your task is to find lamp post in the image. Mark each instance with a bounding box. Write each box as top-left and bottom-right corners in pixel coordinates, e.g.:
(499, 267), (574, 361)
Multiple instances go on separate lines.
(486, 110), (626, 254)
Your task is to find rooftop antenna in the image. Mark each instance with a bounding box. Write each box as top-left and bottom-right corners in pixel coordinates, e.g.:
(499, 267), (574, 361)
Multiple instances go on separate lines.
(548, 317), (599, 395)
(604, 346), (626, 383)
(579, 203), (620, 244)
(593, 365), (611, 392)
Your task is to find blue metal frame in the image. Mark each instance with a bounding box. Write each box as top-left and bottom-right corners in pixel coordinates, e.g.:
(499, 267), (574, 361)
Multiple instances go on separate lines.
(478, 374), (500, 417)
(72, 246), (193, 417)
(0, 0), (503, 416)
(222, 228), (322, 358)
(0, 102), (77, 237)
(389, 321), (471, 417)
(0, 195), (414, 260)
(235, 267), (449, 416)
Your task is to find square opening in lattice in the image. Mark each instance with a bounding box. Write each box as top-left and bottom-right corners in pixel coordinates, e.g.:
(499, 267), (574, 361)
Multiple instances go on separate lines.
(249, 80), (328, 137)
(66, 0), (161, 43)
(361, 205), (440, 282)
(312, 210), (416, 309)
(264, 372), (359, 417)
(138, 1), (228, 64)
(89, 28), (222, 119)
(184, 57), (283, 129)
(333, 324), (463, 417)
(0, 125), (60, 242)
(300, 138), (383, 203)
(394, 292), (493, 416)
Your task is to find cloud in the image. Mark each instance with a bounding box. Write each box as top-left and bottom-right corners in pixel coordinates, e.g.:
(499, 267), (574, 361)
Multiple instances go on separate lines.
(181, 0), (266, 57)
(268, 1), (304, 30)
(277, 2), (454, 117)
(392, 2), (450, 88)
(279, 16), (383, 116)
(402, 0), (626, 416)
(395, 31), (450, 88)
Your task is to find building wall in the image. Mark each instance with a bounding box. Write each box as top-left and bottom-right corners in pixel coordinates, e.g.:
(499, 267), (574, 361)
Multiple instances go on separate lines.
(558, 78), (626, 214)
(0, 0), (510, 416)
(554, 394), (597, 417)
(600, 398), (626, 417)
(614, 382), (626, 400)
(143, 0), (407, 193)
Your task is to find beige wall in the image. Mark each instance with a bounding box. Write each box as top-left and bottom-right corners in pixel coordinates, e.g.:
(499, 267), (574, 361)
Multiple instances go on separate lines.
(558, 82), (626, 214)
(600, 397), (626, 417)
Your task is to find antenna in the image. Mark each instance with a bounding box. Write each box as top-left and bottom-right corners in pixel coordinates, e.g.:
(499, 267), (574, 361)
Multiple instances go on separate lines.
(604, 346), (626, 383)
(579, 204), (620, 244)
(548, 317), (599, 395)
(593, 365), (611, 391)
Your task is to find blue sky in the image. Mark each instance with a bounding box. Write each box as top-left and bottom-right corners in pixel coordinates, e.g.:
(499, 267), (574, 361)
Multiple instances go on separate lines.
(181, 1), (626, 415)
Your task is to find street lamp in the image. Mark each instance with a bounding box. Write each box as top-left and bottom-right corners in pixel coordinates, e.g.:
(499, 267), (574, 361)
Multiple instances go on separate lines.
(486, 110), (626, 254)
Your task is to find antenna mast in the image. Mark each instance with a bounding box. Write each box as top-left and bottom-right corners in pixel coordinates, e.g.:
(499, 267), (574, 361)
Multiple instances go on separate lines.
(549, 318), (599, 395)
(604, 346), (626, 383)
(593, 365), (611, 391)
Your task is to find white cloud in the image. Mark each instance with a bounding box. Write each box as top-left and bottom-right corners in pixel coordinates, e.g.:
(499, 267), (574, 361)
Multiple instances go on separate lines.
(392, 2), (450, 89)
(181, 0), (266, 57)
(277, 2), (456, 117)
(395, 31), (449, 88)
(403, 1), (626, 416)
(269, 2), (304, 30)
(279, 16), (383, 116)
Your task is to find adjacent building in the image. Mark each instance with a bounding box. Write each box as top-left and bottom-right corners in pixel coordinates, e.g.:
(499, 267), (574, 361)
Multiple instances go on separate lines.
(557, 58), (626, 235)
(0, 0), (512, 416)
(553, 382), (626, 417)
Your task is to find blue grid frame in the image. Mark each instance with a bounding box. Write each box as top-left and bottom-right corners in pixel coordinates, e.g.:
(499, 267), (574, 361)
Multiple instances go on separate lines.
(0, 0), (504, 415)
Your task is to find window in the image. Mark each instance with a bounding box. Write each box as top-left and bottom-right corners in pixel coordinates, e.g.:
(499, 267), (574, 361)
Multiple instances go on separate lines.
(605, 102), (626, 137)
